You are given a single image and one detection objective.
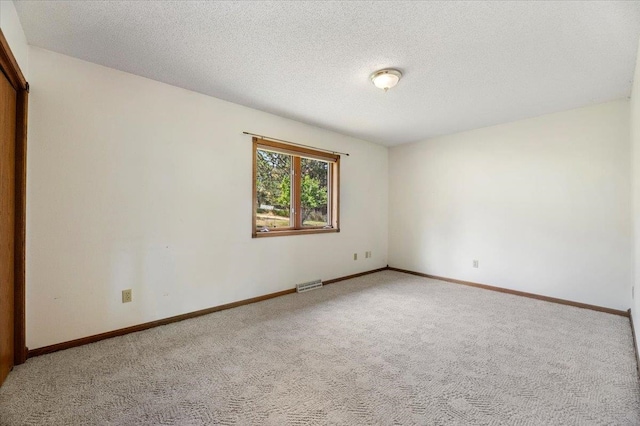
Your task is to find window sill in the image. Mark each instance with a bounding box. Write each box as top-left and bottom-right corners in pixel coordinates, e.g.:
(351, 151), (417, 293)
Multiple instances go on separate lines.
(252, 228), (339, 238)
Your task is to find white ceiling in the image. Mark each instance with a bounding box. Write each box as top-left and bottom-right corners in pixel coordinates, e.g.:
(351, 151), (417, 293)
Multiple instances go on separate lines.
(14, 1), (640, 146)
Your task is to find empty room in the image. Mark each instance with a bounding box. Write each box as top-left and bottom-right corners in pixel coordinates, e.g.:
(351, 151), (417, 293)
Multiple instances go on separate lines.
(1, 0), (640, 424)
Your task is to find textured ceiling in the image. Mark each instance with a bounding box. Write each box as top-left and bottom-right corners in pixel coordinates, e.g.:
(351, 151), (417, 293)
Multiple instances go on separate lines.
(14, 1), (640, 146)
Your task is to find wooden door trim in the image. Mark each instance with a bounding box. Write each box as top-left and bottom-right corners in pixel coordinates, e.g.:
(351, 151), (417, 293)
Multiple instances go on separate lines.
(13, 88), (27, 365)
(0, 29), (28, 365)
(0, 30), (27, 92)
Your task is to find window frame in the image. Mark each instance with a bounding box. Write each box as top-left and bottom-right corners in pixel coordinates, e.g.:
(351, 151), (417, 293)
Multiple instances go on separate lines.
(252, 137), (340, 238)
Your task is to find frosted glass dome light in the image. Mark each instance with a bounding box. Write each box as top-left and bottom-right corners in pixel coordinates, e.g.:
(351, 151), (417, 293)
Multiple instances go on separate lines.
(371, 69), (402, 92)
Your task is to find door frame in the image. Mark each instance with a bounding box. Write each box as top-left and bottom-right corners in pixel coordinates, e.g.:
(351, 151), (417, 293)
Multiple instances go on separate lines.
(0, 29), (28, 365)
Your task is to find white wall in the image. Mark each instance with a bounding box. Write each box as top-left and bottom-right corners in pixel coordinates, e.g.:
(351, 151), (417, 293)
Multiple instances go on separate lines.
(389, 100), (632, 311)
(0, 0), (28, 79)
(631, 37), (640, 349)
(22, 32), (637, 350)
(26, 47), (388, 349)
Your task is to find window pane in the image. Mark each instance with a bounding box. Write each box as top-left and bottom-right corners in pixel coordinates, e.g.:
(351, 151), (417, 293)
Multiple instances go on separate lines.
(256, 149), (292, 230)
(300, 157), (329, 227)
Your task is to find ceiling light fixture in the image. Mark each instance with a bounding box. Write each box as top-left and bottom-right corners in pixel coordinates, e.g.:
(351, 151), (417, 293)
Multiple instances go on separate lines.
(370, 68), (402, 92)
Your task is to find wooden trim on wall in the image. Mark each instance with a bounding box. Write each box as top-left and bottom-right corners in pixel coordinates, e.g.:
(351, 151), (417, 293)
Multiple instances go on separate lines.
(0, 29), (27, 91)
(293, 156), (302, 229)
(332, 157), (340, 230)
(29, 288), (297, 358)
(253, 228), (339, 238)
(323, 267), (388, 285)
(28, 267), (387, 358)
(629, 309), (640, 377)
(252, 137), (258, 238)
(0, 29), (28, 365)
(387, 266), (629, 317)
(13, 88), (27, 365)
(28, 266), (629, 359)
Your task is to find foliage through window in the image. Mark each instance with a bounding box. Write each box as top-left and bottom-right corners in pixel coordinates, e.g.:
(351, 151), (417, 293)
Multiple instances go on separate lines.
(253, 138), (339, 237)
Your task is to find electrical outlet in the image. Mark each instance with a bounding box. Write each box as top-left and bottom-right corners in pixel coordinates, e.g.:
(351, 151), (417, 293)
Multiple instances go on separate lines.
(122, 289), (132, 303)
(366, 251), (372, 258)
(473, 260), (479, 268)
(353, 253), (358, 261)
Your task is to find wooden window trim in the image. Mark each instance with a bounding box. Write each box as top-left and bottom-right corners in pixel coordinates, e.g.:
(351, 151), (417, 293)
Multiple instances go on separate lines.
(252, 137), (340, 238)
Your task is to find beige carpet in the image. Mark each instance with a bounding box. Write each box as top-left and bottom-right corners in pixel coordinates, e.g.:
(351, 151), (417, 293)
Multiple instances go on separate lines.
(1, 270), (639, 425)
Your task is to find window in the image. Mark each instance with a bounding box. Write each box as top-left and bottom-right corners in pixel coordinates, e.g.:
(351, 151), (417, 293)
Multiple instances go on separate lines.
(253, 137), (340, 237)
